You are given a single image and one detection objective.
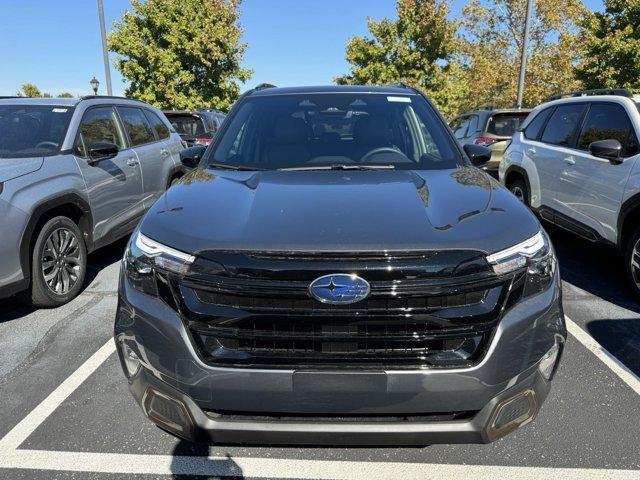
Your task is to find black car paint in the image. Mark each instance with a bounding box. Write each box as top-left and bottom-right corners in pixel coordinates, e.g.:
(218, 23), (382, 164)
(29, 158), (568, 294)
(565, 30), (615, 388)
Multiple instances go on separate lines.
(143, 167), (539, 255)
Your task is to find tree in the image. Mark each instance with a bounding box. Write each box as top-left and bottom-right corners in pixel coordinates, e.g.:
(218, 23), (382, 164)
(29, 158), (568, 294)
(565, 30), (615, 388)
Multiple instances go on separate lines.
(458, 0), (587, 110)
(108, 0), (252, 111)
(57, 92), (74, 98)
(335, 0), (466, 118)
(576, 0), (640, 90)
(17, 83), (42, 97)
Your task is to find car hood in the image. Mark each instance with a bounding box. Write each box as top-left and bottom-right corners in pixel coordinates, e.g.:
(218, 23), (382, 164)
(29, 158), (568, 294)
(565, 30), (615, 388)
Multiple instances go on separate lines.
(140, 166), (540, 255)
(0, 156), (44, 183)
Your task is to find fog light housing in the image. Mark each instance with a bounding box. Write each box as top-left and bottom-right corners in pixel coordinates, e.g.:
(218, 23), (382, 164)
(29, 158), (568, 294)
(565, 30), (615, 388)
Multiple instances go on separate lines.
(486, 389), (538, 441)
(142, 388), (194, 438)
(120, 340), (141, 378)
(539, 343), (560, 380)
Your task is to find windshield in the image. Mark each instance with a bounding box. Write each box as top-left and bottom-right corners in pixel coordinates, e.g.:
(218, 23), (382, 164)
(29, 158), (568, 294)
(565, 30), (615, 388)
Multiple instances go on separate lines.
(486, 112), (530, 137)
(167, 114), (207, 136)
(0, 104), (74, 158)
(206, 93), (462, 170)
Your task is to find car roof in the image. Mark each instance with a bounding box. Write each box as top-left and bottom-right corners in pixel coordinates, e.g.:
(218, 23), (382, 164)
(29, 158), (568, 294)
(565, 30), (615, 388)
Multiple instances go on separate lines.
(163, 110), (202, 116)
(457, 108), (531, 117)
(0, 97), (80, 107)
(0, 96), (153, 108)
(248, 85), (419, 97)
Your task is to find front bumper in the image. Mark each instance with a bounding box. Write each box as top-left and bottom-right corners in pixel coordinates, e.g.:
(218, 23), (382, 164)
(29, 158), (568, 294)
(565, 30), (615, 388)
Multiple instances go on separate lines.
(115, 266), (565, 445)
(124, 360), (551, 445)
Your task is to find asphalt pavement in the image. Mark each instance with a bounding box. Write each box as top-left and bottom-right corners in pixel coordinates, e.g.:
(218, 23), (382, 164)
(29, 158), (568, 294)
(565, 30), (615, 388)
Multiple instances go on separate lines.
(0, 230), (639, 479)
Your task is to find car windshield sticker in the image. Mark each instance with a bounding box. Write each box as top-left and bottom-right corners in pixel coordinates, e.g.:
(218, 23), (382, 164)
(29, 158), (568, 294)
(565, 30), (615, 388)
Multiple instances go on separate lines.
(387, 96), (411, 103)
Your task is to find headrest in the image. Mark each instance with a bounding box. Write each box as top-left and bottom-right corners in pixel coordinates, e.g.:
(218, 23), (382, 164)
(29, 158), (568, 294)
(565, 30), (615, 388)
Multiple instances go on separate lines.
(272, 116), (308, 144)
(353, 116), (390, 143)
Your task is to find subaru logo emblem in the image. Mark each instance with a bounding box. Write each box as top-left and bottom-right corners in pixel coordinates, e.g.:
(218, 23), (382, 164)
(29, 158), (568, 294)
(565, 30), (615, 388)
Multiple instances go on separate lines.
(309, 274), (370, 305)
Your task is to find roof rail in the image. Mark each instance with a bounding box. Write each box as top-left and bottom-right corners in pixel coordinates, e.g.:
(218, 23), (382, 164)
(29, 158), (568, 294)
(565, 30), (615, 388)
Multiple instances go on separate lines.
(0, 95), (21, 99)
(547, 88), (634, 102)
(254, 83), (277, 91)
(79, 95), (146, 102)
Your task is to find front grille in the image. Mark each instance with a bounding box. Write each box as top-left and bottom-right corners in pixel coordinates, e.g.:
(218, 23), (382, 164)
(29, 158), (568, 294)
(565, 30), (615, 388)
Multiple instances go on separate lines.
(193, 288), (487, 314)
(163, 250), (523, 369)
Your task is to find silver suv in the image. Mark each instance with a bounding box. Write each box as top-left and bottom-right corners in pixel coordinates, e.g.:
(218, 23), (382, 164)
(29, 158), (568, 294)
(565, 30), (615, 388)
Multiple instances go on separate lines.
(0, 96), (184, 307)
(500, 88), (640, 297)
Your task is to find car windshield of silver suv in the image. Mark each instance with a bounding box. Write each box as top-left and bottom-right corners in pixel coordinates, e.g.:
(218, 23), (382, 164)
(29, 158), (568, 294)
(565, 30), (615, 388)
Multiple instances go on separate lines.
(0, 104), (74, 157)
(114, 85), (565, 447)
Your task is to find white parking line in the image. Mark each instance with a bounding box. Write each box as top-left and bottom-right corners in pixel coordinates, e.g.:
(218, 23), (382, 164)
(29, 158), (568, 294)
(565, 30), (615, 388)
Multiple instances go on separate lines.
(565, 315), (640, 396)
(0, 338), (116, 452)
(1, 449), (639, 479)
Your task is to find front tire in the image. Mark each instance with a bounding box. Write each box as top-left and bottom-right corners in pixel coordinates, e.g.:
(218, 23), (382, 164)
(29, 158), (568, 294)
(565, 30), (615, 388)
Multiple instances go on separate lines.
(20, 216), (87, 308)
(508, 178), (529, 207)
(624, 225), (640, 300)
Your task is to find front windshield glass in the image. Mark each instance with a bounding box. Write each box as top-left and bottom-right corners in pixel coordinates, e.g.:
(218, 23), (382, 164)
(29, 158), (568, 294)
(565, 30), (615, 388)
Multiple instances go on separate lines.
(0, 104), (74, 158)
(206, 93), (462, 170)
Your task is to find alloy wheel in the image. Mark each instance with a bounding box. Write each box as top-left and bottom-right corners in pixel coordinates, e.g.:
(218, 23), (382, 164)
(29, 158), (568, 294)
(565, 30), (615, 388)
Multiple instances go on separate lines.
(511, 186), (525, 203)
(631, 238), (640, 290)
(41, 227), (82, 295)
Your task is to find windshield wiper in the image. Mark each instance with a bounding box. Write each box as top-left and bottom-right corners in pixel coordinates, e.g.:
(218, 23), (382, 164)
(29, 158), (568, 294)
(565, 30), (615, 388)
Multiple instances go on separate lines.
(208, 163), (266, 171)
(278, 164), (395, 171)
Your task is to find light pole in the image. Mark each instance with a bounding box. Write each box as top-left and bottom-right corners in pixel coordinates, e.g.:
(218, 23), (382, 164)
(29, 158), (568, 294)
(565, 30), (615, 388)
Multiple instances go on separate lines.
(90, 76), (100, 95)
(516, 0), (533, 109)
(97, 0), (113, 96)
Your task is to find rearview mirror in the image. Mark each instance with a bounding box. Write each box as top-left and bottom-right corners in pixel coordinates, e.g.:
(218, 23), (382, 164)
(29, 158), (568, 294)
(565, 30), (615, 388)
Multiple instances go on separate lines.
(88, 141), (119, 165)
(589, 139), (623, 164)
(463, 143), (492, 167)
(180, 144), (207, 169)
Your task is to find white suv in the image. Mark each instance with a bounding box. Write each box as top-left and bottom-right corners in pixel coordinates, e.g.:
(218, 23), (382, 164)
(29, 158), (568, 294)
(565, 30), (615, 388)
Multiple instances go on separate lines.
(499, 88), (640, 297)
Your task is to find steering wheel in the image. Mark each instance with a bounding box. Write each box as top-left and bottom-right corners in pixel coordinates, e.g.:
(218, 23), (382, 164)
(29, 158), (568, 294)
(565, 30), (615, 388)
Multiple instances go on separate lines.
(35, 141), (59, 150)
(359, 146), (406, 163)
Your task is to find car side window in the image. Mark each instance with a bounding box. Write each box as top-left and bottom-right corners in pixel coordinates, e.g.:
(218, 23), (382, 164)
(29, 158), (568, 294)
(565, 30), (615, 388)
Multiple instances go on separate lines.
(453, 116), (470, 139)
(468, 115), (479, 136)
(577, 103), (637, 157)
(143, 110), (170, 140)
(540, 104), (587, 147)
(116, 107), (156, 146)
(76, 106), (126, 157)
(524, 108), (553, 140)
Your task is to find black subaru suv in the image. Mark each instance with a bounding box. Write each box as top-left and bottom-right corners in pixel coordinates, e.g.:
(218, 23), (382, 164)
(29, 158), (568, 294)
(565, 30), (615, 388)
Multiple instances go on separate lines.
(115, 85), (565, 445)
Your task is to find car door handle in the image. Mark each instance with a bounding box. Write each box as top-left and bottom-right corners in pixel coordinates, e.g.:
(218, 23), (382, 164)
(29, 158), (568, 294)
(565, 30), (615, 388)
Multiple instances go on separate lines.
(527, 147), (536, 157)
(126, 158), (139, 167)
(564, 157), (576, 165)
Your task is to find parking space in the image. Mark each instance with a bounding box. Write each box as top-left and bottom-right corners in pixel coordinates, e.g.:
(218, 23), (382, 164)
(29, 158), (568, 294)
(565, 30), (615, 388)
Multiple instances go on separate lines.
(1, 232), (639, 479)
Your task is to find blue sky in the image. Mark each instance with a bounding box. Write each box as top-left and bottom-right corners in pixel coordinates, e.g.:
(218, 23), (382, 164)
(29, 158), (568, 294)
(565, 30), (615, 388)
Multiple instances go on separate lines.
(0, 0), (603, 97)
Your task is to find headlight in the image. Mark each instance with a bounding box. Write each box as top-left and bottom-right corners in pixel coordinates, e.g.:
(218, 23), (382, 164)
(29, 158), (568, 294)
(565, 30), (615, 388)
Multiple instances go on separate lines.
(486, 230), (556, 297)
(124, 231), (195, 295)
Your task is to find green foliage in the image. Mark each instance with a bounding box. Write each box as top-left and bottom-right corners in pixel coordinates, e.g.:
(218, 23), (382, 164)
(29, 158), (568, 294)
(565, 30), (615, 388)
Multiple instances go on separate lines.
(458, 0), (586, 110)
(337, 0), (587, 116)
(577, 0), (640, 90)
(108, 0), (252, 111)
(17, 83), (45, 97)
(335, 0), (465, 118)
(57, 92), (74, 98)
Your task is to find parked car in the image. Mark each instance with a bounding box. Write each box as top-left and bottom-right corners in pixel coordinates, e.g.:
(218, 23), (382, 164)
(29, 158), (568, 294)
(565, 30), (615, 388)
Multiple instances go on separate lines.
(450, 107), (531, 175)
(0, 96), (184, 307)
(163, 109), (224, 147)
(115, 84), (564, 446)
(500, 88), (640, 298)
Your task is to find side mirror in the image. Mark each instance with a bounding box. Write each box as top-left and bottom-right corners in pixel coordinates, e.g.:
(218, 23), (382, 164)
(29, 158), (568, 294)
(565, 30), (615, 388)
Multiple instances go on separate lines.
(589, 139), (623, 164)
(180, 144), (207, 169)
(464, 143), (492, 167)
(87, 141), (119, 164)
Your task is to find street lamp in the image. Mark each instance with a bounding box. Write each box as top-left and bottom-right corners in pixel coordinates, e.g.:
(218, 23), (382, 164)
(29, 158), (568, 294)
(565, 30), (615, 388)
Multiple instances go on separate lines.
(90, 76), (100, 96)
